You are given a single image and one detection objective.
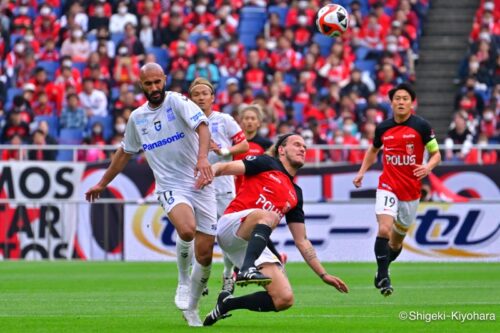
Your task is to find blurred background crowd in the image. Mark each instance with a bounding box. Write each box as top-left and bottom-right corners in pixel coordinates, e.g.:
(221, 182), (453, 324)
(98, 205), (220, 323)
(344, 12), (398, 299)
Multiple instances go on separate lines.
(0, 0), (498, 163)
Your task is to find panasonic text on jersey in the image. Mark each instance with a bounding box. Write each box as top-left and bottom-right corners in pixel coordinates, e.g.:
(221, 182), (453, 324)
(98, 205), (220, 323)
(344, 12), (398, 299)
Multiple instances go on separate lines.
(142, 132), (185, 151)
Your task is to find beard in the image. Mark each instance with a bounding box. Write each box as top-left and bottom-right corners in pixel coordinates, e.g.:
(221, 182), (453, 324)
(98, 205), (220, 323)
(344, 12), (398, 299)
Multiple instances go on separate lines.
(285, 151), (305, 169)
(144, 84), (166, 106)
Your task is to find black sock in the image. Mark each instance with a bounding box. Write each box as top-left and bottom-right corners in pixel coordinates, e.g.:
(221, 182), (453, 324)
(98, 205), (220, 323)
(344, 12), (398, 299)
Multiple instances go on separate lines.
(223, 291), (277, 312)
(389, 246), (402, 263)
(240, 224), (272, 271)
(374, 237), (389, 277)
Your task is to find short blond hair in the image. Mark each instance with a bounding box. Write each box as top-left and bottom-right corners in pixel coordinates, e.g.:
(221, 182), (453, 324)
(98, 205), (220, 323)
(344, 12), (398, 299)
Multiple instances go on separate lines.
(239, 104), (263, 122)
(189, 78), (215, 96)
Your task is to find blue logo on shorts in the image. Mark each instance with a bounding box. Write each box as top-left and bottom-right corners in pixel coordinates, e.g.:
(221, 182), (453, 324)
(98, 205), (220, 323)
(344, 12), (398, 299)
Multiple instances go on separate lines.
(167, 197), (175, 205)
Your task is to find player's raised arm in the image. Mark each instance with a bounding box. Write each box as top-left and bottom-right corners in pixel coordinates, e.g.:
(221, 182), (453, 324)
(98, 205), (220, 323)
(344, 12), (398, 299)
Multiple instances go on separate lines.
(85, 147), (133, 202)
(353, 145), (380, 188)
(287, 222), (349, 293)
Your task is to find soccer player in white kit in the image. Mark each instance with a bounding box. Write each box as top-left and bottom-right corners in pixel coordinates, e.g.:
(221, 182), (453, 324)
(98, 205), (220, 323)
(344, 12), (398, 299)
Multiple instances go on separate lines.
(188, 78), (249, 294)
(85, 63), (217, 326)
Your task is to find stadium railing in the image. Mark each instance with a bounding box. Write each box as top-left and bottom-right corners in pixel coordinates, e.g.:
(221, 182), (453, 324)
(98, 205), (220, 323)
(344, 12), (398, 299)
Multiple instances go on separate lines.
(0, 144), (499, 165)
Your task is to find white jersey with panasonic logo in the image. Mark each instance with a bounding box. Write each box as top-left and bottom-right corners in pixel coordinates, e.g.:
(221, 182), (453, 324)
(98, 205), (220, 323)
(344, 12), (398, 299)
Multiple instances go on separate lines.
(122, 91), (212, 193)
(207, 111), (243, 196)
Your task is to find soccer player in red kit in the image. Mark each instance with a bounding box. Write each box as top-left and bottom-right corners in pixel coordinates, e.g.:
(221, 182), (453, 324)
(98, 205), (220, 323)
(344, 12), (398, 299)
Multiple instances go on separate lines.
(233, 104), (273, 192)
(197, 134), (349, 326)
(353, 83), (441, 296)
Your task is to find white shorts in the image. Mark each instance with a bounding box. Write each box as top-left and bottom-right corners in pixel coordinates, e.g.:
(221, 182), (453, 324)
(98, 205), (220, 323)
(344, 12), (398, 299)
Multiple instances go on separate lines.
(375, 189), (419, 235)
(158, 189), (217, 236)
(216, 191), (235, 219)
(217, 209), (281, 269)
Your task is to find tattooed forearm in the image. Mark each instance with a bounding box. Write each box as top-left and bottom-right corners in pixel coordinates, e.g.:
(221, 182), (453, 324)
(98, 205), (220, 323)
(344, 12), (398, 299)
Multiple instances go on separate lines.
(302, 245), (317, 262)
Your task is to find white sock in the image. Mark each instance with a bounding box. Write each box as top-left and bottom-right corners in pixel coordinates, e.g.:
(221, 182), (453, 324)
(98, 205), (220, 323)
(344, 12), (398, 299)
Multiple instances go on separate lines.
(176, 235), (193, 284)
(222, 254), (234, 278)
(188, 259), (211, 310)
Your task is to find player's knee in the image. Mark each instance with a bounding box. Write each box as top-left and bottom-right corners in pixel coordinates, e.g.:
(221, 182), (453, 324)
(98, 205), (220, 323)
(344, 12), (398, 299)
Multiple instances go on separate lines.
(273, 292), (294, 311)
(177, 229), (195, 242)
(195, 250), (213, 266)
(378, 225), (391, 238)
(261, 211), (280, 229)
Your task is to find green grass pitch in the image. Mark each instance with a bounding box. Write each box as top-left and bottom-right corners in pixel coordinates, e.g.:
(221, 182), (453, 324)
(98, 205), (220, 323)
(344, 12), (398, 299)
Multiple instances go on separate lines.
(0, 262), (498, 333)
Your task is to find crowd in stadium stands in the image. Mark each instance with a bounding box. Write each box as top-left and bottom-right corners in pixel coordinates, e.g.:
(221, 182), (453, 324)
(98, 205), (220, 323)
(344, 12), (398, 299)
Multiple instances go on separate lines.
(445, 0), (499, 164)
(0, 0), (496, 163)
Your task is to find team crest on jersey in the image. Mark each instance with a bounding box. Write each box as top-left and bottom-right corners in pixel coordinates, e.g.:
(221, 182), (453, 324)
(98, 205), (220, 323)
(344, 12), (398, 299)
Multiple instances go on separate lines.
(166, 108), (175, 121)
(406, 143), (414, 155)
(211, 122), (219, 133)
(154, 121), (162, 131)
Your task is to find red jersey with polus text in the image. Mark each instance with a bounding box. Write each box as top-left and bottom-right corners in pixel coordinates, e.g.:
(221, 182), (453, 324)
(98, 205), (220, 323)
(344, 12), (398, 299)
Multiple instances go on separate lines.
(373, 115), (436, 201)
(224, 155), (305, 224)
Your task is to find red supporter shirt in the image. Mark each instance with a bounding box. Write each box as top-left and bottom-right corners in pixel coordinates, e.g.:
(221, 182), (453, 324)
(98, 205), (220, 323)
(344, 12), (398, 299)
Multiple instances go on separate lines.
(225, 154), (305, 223)
(373, 115), (436, 201)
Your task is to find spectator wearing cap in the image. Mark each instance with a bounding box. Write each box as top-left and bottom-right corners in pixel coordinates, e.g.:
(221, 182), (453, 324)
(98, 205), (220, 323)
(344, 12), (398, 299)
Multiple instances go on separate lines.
(109, 1), (138, 34)
(60, 93), (87, 131)
(22, 83), (36, 105)
(389, 20), (411, 52)
(61, 27), (91, 63)
(79, 78), (108, 118)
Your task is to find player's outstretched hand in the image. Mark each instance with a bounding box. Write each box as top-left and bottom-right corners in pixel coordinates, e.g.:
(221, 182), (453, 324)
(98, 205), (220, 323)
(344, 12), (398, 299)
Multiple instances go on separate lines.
(85, 184), (105, 202)
(352, 173), (363, 188)
(195, 156), (214, 183)
(322, 274), (349, 293)
(413, 164), (430, 180)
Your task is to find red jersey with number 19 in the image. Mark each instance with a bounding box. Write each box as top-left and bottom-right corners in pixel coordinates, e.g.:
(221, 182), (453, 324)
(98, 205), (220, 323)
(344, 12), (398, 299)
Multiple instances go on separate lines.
(373, 115), (436, 201)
